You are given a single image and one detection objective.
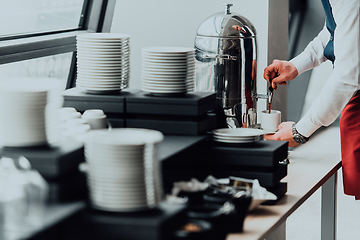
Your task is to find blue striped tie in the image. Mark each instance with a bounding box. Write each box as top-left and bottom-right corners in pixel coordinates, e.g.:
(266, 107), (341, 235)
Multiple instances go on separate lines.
(321, 0), (337, 62)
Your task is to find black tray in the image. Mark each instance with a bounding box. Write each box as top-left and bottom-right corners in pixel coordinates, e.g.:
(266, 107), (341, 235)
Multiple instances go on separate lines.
(126, 91), (217, 116)
(62, 87), (141, 114)
(198, 162), (288, 188)
(262, 182), (288, 205)
(0, 140), (84, 180)
(199, 140), (288, 168)
(107, 118), (125, 128)
(47, 173), (87, 203)
(82, 202), (187, 240)
(127, 113), (217, 135)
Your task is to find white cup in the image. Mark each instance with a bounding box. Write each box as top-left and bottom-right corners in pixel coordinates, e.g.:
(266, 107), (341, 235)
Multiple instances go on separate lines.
(261, 110), (281, 132)
(82, 109), (107, 130)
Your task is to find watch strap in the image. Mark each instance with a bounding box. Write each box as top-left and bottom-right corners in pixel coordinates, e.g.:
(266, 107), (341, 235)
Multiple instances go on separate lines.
(292, 123), (309, 144)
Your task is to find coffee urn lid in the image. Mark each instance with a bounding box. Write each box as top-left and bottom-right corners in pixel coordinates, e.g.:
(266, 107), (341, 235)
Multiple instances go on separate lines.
(196, 4), (256, 38)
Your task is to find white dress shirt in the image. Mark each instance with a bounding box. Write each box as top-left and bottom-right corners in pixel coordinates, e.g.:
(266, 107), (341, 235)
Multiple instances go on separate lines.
(290, 0), (360, 137)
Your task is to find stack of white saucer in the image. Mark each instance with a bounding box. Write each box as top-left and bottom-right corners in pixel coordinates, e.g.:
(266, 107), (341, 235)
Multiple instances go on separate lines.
(212, 128), (265, 144)
(76, 33), (130, 94)
(141, 47), (195, 96)
(0, 78), (63, 147)
(85, 128), (164, 212)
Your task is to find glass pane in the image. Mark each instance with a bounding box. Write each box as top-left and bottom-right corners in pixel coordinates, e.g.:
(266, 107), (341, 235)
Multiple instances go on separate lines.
(0, 53), (73, 90)
(0, 0), (85, 37)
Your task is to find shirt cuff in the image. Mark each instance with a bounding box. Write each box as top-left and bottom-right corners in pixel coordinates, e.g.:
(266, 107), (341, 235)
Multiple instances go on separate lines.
(296, 115), (322, 138)
(290, 53), (313, 76)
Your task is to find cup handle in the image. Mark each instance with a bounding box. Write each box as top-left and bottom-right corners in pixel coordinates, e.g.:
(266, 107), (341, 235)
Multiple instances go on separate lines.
(106, 119), (112, 131)
(79, 162), (88, 173)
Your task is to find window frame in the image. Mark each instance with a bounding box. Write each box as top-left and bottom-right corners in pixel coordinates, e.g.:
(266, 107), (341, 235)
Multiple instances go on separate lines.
(0, 0), (117, 89)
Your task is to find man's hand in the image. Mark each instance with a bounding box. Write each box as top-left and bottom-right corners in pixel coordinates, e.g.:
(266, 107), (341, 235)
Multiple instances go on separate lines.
(264, 121), (299, 147)
(264, 60), (299, 89)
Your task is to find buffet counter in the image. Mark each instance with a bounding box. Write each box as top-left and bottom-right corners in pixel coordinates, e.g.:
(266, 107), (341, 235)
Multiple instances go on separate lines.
(11, 135), (207, 240)
(11, 126), (341, 240)
(228, 125), (341, 240)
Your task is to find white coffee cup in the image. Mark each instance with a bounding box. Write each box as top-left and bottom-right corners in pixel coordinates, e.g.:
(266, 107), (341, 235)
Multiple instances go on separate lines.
(261, 110), (281, 132)
(82, 109), (107, 130)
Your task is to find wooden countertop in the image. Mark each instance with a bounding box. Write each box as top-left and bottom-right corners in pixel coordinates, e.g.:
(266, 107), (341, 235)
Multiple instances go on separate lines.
(227, 126), (341, 240)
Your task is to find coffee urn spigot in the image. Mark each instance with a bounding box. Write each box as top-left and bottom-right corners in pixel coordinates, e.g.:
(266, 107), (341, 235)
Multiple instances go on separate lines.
(194, 4), (260, 128)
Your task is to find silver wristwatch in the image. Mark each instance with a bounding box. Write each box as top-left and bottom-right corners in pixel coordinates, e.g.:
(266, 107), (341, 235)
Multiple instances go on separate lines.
(292, 123), (309, 144)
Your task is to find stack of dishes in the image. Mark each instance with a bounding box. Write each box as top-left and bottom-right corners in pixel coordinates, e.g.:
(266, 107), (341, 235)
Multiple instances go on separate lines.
(0, 78), (63, 147)
(76, 33), (130, 94)
(85, 128), (164, 212)
(141, 47), (195, 96)
(212, 128), (265, 144)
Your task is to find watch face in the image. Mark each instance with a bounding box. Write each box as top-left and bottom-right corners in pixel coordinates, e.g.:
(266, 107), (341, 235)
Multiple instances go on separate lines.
(293, 134), (306, 144)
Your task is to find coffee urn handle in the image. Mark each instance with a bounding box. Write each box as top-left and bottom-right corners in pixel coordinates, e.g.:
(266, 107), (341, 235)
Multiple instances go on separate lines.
(225, 3), (233, 14)
(203, 54), (237, 61)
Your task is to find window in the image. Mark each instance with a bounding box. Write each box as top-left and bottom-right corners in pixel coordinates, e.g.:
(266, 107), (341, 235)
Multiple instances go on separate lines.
(0, 0), (85, 37)
(0, 0), (117, 90)
(0, 53), (72, 89)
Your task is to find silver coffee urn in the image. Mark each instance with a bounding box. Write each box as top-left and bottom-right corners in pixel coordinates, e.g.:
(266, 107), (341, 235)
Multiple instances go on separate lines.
(195, 4), (265, 128)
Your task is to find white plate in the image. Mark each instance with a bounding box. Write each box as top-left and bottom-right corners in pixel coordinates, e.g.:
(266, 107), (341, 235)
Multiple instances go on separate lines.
(142, 56), (195, 61)
(142, 64), (194, 70)
(142, 58), (195, 63)
(141, 75), (194, 81)
(77, 33), (130, 40)
(86, 177), (147, 186)
(77, 38), (130, 44)
(89, 194), (148, 203)
(212, 128), (266, 137)
(76, 76), (128, 82)
(142, 58), (195, 64)
(141, 83), (187, 89)
(77, 55), (129, 61)
(76, 75), (124, 81)
(77, 40), (129, 46)
(142, 52), (194, 57)
(77, 76), (128, 82)
(85, 142), (145, 151)
(141, 77), (193, 83)
(142, 66), (195, 72)
(86, 128), (164, 146)
(77, 51), (129, 57)
(78, 58), (129, 64)
(76, 81), (122, 87)
(77, 69), (125, 75)
(77, 65), (129, 71)
(76, 85), (121, 91)
(77, 44), (129, 49)
(76, 46), (129, 52)
(142, 47), (194, 54)
(88, 190), (148, 200)
(90, 204), (150, 212)
(85, 149), (145, 158)
(76, 83), (122, 89)
(87, 184), (147, 192)
(77, 66), (129, 72)
(141, 76), (187, 81)
(77, 51), (130, 57)
(141, 81), (188, 86)
(85, 157), (145, 166)
(77, 60), (130, 65)
(76, 52), (130, 60)
(90, 200), (148, 209)
(141, 88), (187, 94)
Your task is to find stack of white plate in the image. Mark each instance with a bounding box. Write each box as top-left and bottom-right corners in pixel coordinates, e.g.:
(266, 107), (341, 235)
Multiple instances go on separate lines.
(141, 47), (195, 96)
(212, 128), (265, 144)
(0, 78), (63, 147)
(76, 33), (130, 94)
(85, 128), (164, 212)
